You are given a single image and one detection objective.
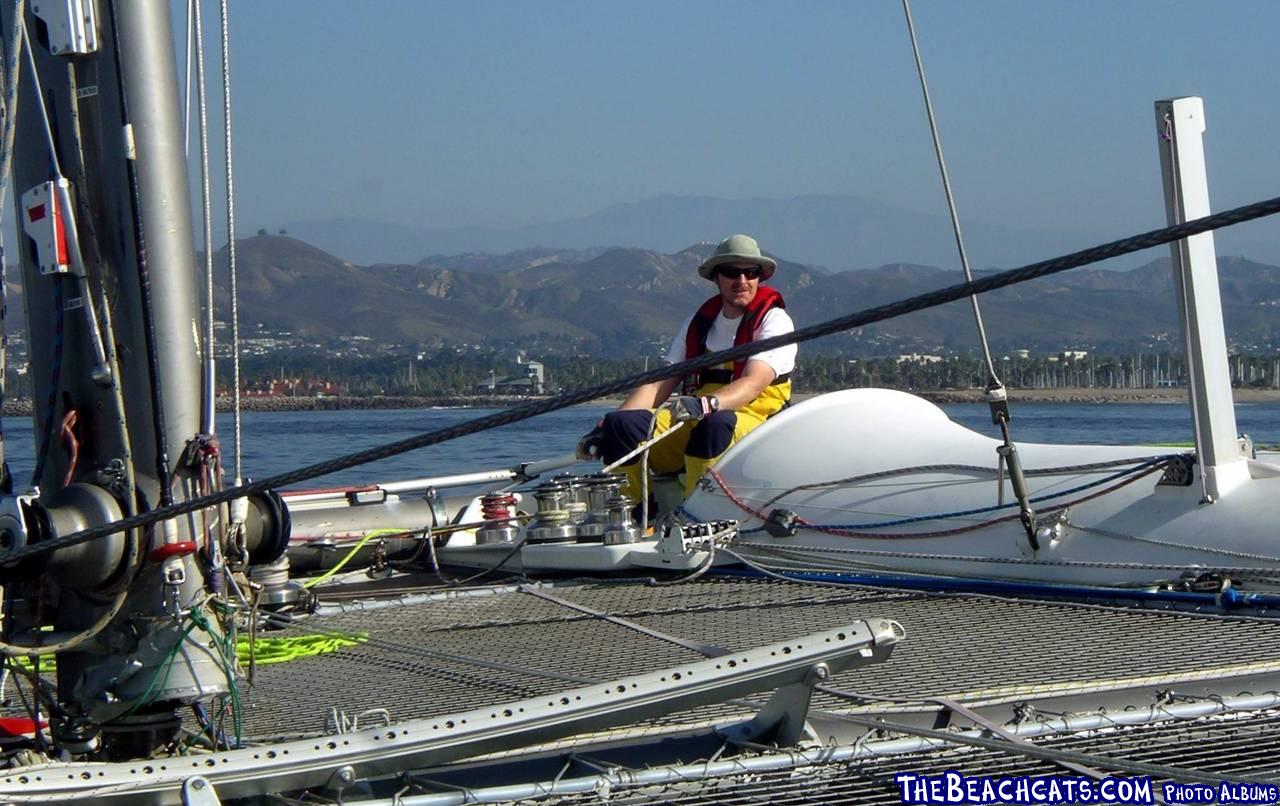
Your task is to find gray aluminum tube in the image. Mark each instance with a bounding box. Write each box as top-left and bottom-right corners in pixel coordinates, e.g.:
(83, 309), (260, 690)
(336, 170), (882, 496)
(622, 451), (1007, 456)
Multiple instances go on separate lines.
(380, 692), (1280, 806)
(112, 0), (203, 463)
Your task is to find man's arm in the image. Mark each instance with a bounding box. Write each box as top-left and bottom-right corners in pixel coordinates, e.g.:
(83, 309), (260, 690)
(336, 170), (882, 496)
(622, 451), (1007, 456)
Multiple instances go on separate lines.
(707, 359), (776, 412)
(618, 377), (681, 410)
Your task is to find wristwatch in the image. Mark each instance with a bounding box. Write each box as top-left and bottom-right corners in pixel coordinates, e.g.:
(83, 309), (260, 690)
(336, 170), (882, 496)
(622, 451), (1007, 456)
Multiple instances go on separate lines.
(706, 394), (720, 413)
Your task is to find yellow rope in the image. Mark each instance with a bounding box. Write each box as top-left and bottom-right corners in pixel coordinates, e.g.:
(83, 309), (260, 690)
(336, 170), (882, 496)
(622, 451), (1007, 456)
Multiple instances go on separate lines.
(9, 632), (368, 675)
(300, 527), (409, 589)
(237, 632), (367, 665)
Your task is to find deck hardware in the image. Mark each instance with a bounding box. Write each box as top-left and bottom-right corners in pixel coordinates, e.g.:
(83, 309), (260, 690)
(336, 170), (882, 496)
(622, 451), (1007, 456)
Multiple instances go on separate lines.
(32, 0), (97, 54)
(996, 441), (1038, 548)
(1158, 454), (1196, 487)
(764, 508), (799, 538)
(723, 662), (832, 746)
(181, 775), (221, 806)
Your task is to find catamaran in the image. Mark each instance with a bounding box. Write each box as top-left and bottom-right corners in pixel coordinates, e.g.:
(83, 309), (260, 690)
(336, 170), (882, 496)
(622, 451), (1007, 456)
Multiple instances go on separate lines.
(0, 1), (1277, 804)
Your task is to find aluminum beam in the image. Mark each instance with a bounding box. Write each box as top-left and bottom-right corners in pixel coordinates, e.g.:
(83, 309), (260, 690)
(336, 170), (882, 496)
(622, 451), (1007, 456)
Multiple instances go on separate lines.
(0, 619), (902, 804)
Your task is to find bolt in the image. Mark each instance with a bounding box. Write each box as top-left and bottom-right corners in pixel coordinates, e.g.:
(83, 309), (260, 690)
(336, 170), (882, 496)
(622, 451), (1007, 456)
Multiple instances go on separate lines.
(192, 780), (205, 791)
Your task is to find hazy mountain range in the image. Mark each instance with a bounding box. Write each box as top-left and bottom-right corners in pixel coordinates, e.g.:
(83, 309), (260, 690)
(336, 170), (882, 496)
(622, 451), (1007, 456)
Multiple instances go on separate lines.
(197, 235), (1280, 356)
(283, 194), (1280, 271)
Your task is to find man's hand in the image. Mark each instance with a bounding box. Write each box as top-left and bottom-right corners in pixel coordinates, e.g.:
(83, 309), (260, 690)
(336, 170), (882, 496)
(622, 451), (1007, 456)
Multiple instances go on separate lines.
(670, 395), (720, 423)
(575, 422), (605, 460)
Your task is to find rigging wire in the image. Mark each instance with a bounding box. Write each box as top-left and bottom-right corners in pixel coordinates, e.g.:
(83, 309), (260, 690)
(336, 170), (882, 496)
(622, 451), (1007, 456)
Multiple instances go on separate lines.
(902, 0), (1040, 544)
(17, 20), (61, 177)
(219, 0), (244, 482)
(182, 0), (192, 154)
(192, 0), (217, 435)
(4, 193), (1280, 566)
(900, 0), (1000, 390)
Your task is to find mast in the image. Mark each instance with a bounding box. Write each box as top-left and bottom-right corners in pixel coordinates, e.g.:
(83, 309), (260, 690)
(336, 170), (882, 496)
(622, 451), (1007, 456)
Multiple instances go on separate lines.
(0, 0), (287, 759)
(1154, 97), (1247, 501)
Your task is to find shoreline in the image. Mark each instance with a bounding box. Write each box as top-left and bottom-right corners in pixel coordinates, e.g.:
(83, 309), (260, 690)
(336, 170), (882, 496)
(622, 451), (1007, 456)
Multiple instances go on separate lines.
(3, 387), (1276, 416)
(5, 388), (1274, 419)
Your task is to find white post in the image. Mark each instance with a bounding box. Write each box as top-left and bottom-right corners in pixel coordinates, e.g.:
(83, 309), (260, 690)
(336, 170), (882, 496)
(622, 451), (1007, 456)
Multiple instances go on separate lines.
(1154, 97), (1246, 500)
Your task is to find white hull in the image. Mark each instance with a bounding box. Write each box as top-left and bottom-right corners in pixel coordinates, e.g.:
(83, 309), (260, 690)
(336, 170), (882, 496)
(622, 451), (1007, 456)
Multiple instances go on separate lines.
(682, 389), (1280, 589)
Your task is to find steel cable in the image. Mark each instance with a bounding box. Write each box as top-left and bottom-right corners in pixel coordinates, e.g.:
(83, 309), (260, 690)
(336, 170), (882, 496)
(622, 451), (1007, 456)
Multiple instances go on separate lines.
(3, 194), (1280, 566)
(220, 0), (244, 482)
(901, 0), (1000, 389)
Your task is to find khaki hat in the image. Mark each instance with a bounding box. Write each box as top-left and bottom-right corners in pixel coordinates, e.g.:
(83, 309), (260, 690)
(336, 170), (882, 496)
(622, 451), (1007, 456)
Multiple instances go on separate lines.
(697, 233), (778, 281)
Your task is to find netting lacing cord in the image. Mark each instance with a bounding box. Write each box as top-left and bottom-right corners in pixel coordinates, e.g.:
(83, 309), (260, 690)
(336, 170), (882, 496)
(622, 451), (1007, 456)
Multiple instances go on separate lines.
(4, 193), (1280, 567)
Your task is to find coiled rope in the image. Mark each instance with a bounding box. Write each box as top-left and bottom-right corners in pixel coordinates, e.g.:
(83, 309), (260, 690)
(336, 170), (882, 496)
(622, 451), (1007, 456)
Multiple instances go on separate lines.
(3, 194), (1280, 567)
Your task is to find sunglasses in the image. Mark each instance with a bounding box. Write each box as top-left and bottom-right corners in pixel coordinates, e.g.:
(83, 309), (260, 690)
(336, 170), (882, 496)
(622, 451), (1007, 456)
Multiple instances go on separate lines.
(717, 266), (762, 280)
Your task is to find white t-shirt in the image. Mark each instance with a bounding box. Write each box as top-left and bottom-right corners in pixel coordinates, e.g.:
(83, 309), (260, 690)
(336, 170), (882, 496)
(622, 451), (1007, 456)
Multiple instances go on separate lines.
(664, 307), (797, 377)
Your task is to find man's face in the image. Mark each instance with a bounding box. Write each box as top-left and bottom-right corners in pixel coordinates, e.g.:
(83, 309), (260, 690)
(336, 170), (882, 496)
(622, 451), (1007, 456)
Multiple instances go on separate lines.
(714, 261), (762, 312)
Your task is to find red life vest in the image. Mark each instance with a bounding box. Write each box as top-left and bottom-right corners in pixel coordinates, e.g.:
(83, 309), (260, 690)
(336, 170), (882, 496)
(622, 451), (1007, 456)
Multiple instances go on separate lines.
(682, 285), (786, 395)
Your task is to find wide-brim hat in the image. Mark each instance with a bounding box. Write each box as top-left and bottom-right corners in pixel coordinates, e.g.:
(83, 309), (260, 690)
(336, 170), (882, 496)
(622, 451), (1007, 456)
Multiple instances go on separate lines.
(698, 233), (777, 281)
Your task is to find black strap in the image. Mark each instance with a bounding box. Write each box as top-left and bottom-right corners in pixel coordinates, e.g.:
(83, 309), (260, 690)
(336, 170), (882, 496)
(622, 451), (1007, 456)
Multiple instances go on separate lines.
(699, 368), (791, 386)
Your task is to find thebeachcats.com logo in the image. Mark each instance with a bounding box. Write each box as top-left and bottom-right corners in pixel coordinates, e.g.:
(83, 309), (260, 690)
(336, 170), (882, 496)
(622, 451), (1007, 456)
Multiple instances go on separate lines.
(893, 772), (1280, 805)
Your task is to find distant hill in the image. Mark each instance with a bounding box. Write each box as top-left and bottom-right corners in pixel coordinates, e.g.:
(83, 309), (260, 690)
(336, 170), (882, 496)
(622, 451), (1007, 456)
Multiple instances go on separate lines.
(284, 193), (1280, 271)
(209, 235), (1280, 356)
(212, 236), (823, 349)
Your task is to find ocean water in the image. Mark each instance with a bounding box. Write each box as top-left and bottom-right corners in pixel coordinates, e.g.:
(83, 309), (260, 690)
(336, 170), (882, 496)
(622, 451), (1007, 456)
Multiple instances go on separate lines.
(3, 398), (1280, 490)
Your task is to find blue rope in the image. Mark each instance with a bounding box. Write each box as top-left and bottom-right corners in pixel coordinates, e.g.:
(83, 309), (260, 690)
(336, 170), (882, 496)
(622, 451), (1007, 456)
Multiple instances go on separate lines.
(708, 566), (1280, 611)
(684, 458), (1168, 533)
(813, 457), (1168, 531)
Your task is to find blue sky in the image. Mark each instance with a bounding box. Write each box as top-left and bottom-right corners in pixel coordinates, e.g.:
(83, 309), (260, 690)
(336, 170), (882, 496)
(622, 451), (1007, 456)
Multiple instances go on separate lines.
(180, 0), (1280, 257)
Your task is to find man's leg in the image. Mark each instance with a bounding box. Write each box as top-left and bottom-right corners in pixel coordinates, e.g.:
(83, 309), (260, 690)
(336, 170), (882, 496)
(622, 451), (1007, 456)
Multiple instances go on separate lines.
(681, 409), (768, 497)
(600, 408), (689, 503)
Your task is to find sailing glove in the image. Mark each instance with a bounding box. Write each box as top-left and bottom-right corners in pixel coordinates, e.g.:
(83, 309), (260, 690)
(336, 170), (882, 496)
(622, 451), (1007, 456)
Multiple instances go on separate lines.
(575, 422), (605, 461)
(671, 395), (720, 423)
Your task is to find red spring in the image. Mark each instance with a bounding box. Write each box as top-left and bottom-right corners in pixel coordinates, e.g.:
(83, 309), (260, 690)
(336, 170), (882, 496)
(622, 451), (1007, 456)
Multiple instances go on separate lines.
(481, 493), (517, 521)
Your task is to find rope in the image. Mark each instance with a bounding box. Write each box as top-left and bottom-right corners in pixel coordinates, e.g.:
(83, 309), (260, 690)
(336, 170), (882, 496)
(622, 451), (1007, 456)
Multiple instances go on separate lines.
(901, 0), (1000, 389)
(29, 279), (63, 486)
(5, 195), (1280, 566)
(0, 0), (25, 213)
(705, 458), (1165, 539)
(18, 18), (61, 177)
(751, 454), (1179, 513)
(220, 0), (243, 481)
(602, 420), (686, 473)
(300, 527), (402, 589)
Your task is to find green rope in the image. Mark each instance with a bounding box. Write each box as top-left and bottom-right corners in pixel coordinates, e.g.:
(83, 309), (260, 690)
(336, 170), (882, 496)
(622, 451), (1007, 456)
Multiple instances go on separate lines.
(10, 630), (368, 676)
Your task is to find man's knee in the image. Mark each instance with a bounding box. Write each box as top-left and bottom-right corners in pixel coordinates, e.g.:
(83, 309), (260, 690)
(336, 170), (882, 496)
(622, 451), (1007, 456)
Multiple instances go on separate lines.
(600, 410), (655, 464)
(686, 410), (738, 459)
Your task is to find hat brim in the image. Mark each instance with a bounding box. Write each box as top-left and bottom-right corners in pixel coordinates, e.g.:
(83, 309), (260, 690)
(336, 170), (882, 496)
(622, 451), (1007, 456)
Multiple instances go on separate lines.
(698, 254), (777, 281)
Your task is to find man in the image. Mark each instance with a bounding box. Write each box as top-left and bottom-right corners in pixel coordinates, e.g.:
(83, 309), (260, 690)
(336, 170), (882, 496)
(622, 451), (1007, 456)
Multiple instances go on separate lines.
(588, 233), (796, 503)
